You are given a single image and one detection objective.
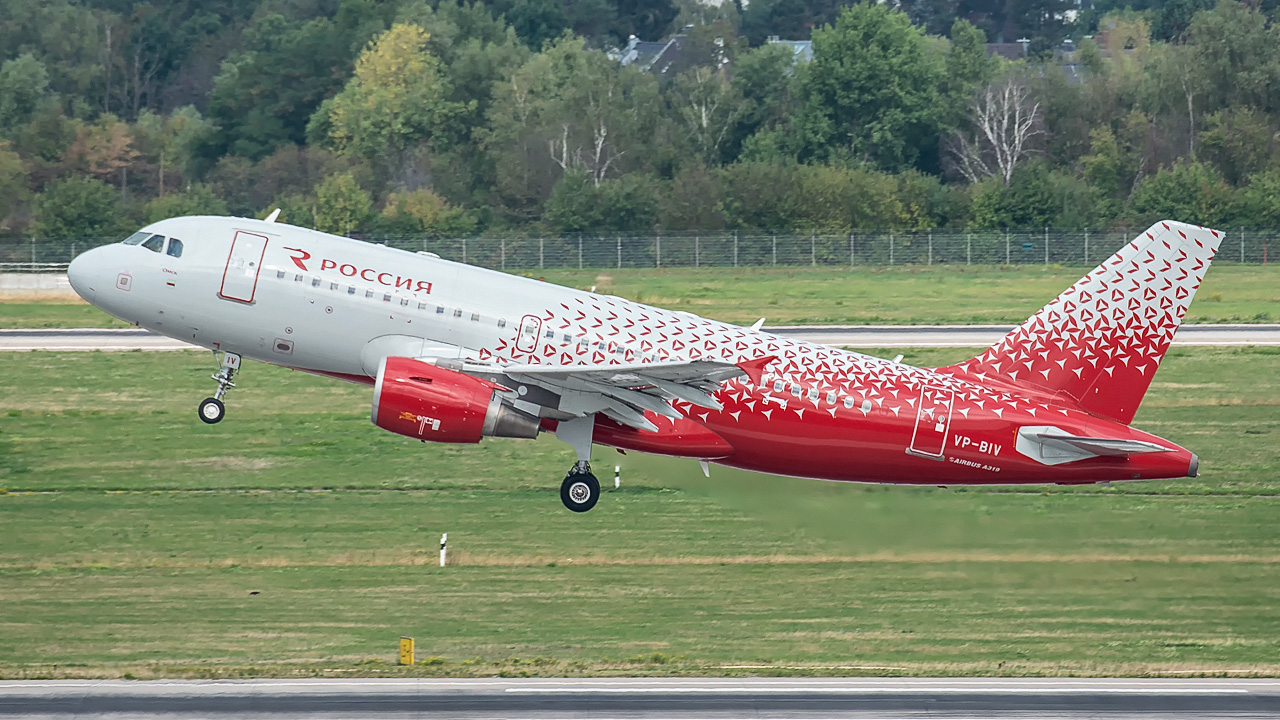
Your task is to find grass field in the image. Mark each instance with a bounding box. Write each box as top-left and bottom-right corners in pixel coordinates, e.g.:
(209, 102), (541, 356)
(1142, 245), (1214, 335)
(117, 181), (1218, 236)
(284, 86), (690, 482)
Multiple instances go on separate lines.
(1, 347), (1277, 678)
(3, 264), (1278, 328)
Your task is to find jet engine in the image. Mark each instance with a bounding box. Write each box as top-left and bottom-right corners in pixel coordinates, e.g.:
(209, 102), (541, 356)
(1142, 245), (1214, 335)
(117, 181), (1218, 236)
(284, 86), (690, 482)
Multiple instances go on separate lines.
(372, 356), (540, 443)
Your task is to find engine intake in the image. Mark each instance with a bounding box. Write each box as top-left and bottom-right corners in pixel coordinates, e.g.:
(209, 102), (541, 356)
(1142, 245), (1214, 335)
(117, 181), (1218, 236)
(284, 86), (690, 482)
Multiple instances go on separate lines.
(372, 356), (540, 443)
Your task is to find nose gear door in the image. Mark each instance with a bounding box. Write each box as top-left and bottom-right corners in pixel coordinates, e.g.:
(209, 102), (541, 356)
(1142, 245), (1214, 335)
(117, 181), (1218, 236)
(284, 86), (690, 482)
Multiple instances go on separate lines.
(907, 385), (954, 459)
(219, 230), (268, 303)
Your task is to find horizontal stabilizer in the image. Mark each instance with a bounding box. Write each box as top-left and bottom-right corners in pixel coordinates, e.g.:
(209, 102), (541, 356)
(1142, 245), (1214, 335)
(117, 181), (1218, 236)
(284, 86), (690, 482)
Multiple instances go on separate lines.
(1016, 425), (1171, 466)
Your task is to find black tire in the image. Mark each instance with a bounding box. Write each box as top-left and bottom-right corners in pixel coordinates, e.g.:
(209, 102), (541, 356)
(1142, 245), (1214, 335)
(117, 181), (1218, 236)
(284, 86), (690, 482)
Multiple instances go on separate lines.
(560, 472), (600, 513)
(198, 397), (225, 424)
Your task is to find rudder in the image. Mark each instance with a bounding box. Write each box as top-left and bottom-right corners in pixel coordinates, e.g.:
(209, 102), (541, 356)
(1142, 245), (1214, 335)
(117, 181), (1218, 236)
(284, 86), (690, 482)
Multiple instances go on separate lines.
(942, 221), (1222, 424)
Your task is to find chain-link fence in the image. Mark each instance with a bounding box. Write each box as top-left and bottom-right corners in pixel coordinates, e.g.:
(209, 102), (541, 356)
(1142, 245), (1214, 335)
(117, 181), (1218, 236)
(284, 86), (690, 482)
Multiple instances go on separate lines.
(2, 228), (1276, 272)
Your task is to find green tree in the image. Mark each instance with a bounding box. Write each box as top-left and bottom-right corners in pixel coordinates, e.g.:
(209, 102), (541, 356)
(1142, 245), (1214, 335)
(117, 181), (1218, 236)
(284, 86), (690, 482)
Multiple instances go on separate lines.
(544, 170), (658, 232)
(722, 43), (796, 164)
(969, 162), (1059, 229)
(0, 141), (29, 231)
(312, 172), (373, 236)
(0, 53), (52, 135)
(200, 11), (378, 162)
(311, 23), (467, 182)
(378, 187), (477, 235)
(660, 161), (726, 230)
(142, 184), (229, 223)
(1127, 161), (1235, 227)
(482, 36), (659, 223)
(1236, 170), (1280, 227)
(719, 161), (801, 229)
(31, 177), (122, 238)
(1198, 108), (1276, 185)
(793, 4), (946, 171)
(941, 19), (997, 125)
(668, 66), (747, 164)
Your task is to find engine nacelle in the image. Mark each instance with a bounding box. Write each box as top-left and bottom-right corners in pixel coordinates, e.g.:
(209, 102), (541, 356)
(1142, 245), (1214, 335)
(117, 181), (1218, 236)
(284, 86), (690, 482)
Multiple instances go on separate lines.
(372, 356), (540, 443)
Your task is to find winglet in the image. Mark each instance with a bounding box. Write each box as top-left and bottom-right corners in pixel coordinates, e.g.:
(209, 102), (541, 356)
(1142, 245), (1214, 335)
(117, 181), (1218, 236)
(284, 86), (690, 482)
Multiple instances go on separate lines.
(264, 208), (281, 223)
(736, 355), (776, 386)
(749, 317), (766, 332)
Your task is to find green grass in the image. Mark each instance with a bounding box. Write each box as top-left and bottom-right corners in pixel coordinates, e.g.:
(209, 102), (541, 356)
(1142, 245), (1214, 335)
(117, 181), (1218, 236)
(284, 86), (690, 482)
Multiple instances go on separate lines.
(1, 348), (1277, 678)
(4, 264), (1278, 328)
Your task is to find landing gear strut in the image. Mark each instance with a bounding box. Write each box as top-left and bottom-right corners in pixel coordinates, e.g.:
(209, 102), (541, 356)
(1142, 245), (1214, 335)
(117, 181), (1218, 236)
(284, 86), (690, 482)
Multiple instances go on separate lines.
(560, 462), (600, 513)
(198, 351), (240, 424)
(556, 416), (599, 512)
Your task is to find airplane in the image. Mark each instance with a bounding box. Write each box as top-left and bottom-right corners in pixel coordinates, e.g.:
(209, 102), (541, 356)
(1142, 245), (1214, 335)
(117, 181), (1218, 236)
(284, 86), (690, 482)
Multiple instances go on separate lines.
(66, 217), (1218, 512)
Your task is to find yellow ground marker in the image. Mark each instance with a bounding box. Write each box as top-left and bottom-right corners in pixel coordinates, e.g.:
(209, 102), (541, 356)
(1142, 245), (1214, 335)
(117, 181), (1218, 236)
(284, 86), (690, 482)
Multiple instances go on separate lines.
(399, 636), (414, 666)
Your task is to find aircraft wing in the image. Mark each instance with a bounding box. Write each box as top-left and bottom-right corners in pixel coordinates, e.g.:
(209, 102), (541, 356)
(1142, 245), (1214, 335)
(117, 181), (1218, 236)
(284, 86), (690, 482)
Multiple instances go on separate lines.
(479, 356), (774, 432)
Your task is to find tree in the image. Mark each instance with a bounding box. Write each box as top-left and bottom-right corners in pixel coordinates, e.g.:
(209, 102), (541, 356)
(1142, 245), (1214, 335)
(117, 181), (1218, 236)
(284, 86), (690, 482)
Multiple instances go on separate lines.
(200, 12), (376, 161)
(482, 36), (659, 222)
(1237, 171), (1280, 227)
(0, 54), (52, 135)
(969, 164), (1055, 230)
(379, 187), (476, 235)
(660, 161), (726, 230)
(311, 23), (467, 184)
(544, 170), (658, 232)
(62, 114), (139, 188)
(949, 74), (1043, 187)
(722, 43), (796, 164)
(142, 184), (229, 223)
(1127, 161), (1235, 227)
(312, 172), (373, 236)
(0, 141), (29, 231)
(941, 20), (997, 125)
(31, 177), (122, 238)
(668, 66), (747, 164)
(793, 4), (946, 172)
(1198, 108), (1276, 185)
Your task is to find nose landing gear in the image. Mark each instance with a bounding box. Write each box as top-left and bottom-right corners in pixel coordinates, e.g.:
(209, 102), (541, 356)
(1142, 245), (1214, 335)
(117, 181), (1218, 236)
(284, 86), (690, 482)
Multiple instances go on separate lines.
(198, 351), (241, 424)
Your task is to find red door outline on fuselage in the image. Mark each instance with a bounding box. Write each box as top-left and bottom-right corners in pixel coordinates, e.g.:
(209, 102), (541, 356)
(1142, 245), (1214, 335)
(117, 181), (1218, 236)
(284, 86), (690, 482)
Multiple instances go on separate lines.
(219, 230), (269, 303)
(515, 314), (542, 354)
(908, 385), (954, 459)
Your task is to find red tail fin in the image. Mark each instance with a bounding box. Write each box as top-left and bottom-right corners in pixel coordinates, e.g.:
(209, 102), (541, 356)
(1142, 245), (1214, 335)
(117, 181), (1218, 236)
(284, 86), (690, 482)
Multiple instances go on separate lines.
(942, 221), (1221, 424)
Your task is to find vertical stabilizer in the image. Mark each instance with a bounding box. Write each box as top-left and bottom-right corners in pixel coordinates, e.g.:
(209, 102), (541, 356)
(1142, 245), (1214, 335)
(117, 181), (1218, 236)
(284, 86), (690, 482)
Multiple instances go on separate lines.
(943, 221), (1221, 424)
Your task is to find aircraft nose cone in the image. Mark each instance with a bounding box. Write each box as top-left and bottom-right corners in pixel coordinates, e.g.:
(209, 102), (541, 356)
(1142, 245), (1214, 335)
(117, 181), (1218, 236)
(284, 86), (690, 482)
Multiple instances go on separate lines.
(67, 249), (100, 302)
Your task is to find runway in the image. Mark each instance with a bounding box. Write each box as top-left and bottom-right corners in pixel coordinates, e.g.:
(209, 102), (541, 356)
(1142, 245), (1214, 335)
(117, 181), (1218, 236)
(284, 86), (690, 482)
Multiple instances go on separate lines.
(1, 677), (1277, 718)
(3, 324), (1279, 352)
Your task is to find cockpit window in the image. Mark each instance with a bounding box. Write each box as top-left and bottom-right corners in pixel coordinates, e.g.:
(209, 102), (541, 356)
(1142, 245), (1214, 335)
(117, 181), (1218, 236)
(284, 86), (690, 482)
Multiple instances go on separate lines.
(166, 238), (183, 258)
(123, 231), (149, 245)
(141, 234), (165, 253)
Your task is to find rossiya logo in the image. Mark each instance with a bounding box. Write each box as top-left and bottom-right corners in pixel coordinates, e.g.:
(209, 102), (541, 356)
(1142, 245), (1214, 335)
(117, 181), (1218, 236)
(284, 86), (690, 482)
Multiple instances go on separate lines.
(283, 247), (311, 271)
(280, 246), (434, 294)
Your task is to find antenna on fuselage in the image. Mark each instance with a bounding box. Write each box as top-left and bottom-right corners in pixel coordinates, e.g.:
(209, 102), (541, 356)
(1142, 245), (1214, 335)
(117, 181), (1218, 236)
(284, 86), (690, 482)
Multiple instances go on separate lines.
(264, 208), (281, 223)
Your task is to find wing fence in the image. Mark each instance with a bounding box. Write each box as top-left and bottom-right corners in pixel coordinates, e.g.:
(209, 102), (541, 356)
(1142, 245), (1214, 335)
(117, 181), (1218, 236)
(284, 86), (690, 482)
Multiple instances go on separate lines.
(1, 228), (1274, 272)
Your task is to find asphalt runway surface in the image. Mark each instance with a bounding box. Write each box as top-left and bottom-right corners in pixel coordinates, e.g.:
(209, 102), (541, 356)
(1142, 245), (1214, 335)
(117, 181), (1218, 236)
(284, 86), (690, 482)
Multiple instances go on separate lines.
(2, 677), (1278, 718)
(3, 324), (1279, 352)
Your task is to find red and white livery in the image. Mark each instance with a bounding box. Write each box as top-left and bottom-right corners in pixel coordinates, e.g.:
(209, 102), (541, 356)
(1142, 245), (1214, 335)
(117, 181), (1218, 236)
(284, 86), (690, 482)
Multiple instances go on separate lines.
(68, 219), (1217, 511)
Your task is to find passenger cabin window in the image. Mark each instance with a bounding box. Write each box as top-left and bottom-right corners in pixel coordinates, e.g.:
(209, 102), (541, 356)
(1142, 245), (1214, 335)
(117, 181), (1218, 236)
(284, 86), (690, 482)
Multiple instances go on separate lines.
(123, 231), (149, 245)
(165, 238), (183, 258)
(826, 391), (837, 404)
(773, 380), (784, 393)
(141, 234), (165, 253)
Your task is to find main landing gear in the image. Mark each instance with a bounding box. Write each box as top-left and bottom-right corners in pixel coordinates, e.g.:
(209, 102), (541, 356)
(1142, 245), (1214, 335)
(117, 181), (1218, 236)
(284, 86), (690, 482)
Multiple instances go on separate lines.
(198, 351), (241, 424)
(560, 461), (600, 513)
(555, 416), (600, 512)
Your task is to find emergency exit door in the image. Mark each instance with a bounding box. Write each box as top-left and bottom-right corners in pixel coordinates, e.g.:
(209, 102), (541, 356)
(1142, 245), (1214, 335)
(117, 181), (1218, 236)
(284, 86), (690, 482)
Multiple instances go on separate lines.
(219, 230), (268, 303)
